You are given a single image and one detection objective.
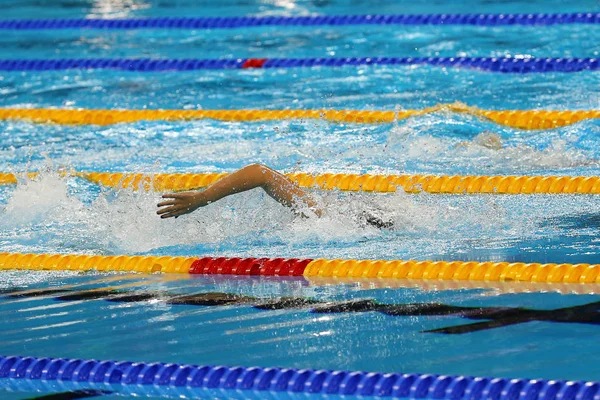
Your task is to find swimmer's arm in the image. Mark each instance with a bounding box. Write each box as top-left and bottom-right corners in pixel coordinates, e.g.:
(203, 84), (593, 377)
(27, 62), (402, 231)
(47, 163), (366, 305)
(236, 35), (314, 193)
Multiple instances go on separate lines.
(156, 164), (322, 219)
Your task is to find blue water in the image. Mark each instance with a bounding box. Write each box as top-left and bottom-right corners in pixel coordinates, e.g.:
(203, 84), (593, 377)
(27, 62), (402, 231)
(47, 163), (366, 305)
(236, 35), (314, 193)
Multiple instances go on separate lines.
(2, 68), (600, 110)
(1, 0), (600, 398)
(0, 0), (597, 19)
(1, 25), (600, 59)
(0, 271), (599, 383)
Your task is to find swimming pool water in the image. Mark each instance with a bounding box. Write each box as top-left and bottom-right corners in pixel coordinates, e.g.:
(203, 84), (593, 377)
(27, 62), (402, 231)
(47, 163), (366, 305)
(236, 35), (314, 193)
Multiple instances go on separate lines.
(1, 0), (600, 398)
(2, 25), (600, 60)
(1, 271), (600, 382)
(2, 66), (600, 111)
(0, 0), (597, 19)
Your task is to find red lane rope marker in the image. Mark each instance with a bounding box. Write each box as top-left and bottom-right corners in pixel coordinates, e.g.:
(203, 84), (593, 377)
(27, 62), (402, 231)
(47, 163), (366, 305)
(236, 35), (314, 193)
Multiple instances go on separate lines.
(242, 58), (267, 68)
(188, 257), (312, 276)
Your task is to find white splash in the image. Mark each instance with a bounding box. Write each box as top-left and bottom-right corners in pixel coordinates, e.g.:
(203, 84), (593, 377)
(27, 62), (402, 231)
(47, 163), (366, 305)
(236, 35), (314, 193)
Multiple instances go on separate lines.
(385, 118), (596, 171)
(0, 169), (550, 257)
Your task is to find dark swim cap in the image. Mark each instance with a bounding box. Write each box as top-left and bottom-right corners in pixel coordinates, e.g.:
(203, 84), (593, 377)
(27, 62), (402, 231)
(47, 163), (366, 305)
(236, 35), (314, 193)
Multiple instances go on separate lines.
(360, 210), (394, 229)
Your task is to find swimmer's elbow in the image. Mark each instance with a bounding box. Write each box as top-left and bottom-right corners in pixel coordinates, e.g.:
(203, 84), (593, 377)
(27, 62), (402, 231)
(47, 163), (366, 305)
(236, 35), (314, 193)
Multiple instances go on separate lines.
(244, 163), (269, 174)
(241, 163), (273, 185)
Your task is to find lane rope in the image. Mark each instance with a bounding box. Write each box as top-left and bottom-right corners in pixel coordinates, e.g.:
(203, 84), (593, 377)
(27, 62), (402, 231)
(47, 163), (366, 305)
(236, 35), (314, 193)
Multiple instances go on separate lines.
(305, 276), (600, 295)
(0, 57), (598, 73)
(1, 13), (599, 30)
(2, 354), (596, 399)
(76, 172), (600, 195)
(4, 171), (600, 195)
(1, 252), (600, 284)
(1, 107), (598, 130)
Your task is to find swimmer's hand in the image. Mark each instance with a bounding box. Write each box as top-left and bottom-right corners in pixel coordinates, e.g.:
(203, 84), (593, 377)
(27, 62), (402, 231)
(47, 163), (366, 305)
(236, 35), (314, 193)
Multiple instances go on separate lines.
(156, 192), (208, 219)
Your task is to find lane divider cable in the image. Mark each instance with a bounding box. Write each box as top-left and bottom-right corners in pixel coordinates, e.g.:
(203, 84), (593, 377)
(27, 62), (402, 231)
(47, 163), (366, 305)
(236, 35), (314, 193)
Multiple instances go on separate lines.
(1, 354), (597, 399)
(1, 13), (599, 30)
(0, 252), (599, 284)
(0, 106), (598, 130)
(0, 56), (598, 73)
(3, 171), (600, 195)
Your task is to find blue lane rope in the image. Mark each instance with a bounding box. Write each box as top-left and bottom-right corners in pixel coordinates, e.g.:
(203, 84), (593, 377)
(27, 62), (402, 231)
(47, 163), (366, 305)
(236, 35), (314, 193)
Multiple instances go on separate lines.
(0, 57), (598, 73)
(0, 13), (599, 30)
(1, 354), (600, 399)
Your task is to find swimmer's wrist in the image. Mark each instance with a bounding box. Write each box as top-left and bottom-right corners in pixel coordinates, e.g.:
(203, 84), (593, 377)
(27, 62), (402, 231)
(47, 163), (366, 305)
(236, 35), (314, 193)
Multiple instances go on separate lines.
(193, 192), (210, 208)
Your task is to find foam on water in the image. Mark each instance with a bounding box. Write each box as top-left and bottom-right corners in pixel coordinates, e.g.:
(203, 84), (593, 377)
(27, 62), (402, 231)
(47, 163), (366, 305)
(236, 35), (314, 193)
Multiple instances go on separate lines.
(385, 114), (598, 173)
(0, 171), (394, 254)
(2, 115), (599, 176)
(0, 168), (563, 260)
(1, 111), (599, 261)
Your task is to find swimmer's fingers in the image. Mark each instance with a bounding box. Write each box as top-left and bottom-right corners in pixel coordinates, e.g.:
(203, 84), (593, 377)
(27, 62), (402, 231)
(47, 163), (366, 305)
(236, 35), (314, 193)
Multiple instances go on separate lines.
(158, 192), (203, 218)
(156, 205), (185, 216)
(160, 212), (180, 219)
(157, 200), (178, 207)
(160, 208), (190, 218)
(161, 193), (192, 200)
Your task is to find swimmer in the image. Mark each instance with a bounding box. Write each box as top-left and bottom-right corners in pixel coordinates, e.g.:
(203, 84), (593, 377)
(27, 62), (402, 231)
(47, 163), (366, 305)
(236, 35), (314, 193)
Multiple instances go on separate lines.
(456, 131), (503, 150)
(155, 102), (503, 229)
(156, 164), (394, 229)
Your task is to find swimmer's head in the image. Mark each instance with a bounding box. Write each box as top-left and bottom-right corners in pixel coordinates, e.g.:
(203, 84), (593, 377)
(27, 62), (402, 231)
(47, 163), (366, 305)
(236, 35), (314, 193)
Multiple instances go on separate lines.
(473, 131), (503, 150)
(359, 210), (394, 229)
(454, 131), (503, 150)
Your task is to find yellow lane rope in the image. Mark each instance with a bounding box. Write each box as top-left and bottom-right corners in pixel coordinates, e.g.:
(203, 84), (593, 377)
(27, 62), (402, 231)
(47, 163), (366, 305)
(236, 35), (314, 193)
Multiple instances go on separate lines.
(3, 171), (600, 194)
(0, 252), (195, 274)
(303, 259), (600, 284)
(0, 173), (37, 185)
(1, 252), (600, 284)
(0, 105), (598, 129)
(305, 276), (600, 295)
